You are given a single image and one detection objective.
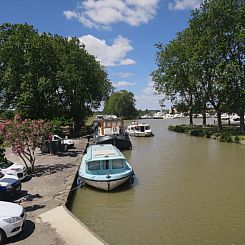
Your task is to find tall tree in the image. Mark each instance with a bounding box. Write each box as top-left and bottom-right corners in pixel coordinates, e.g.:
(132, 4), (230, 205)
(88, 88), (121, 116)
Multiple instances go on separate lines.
(0, 23), (113, 134)
(104, 90), (138, 119)
(152, 29), (196, 125)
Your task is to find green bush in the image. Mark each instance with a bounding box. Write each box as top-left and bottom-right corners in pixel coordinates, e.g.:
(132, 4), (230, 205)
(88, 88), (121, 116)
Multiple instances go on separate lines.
(190, 129), (205, 137)
(168, 125), (186, 133)
(175, 125), (185, 133)
(204, 130), (212, 138)
(219, 132), (233, 142)
(234, 136), (240, 143)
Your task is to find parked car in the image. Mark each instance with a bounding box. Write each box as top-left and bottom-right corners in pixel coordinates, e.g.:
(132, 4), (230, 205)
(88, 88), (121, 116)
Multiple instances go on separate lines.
(0, 201), (26, 244)
(53, 135), (74, 149)
(0, 172), (21, 200)
(0, 160), (27, 181)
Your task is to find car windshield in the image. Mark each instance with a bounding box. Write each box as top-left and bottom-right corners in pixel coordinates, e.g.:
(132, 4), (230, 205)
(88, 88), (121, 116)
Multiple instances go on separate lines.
(0, 160), (13, 169)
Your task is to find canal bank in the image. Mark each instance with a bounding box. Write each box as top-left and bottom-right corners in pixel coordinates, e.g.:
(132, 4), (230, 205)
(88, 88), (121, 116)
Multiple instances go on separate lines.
(6, 138), (106, 245)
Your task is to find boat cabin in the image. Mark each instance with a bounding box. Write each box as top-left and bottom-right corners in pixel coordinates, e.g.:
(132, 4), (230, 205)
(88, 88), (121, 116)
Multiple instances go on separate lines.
(126, 121), (154, 137)
(85, 144), (128, 175)
(93, 118), (125, 136)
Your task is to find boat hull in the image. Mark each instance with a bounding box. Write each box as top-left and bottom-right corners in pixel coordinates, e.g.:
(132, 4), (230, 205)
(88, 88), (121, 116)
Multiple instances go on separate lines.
(129, 132), (154, 137)
(81, 175), (132, 191)
(95, 135), (132, 150)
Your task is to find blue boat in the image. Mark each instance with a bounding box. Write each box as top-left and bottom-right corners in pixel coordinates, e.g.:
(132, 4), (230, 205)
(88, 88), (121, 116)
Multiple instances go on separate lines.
(78, 144), (134, 191)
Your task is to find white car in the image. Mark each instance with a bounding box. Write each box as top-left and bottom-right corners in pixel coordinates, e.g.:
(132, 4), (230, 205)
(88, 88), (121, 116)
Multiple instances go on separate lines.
(0, 201), (26, 244)
(0, 160), (27, 181)
(53, 135), (74, 149)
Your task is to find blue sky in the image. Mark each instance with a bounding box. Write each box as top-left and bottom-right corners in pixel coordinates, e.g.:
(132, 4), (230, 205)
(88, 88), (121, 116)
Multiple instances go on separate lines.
(0, 0), (202, 110)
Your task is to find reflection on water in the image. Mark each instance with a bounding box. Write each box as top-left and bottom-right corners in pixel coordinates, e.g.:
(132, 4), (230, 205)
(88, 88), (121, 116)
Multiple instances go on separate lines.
(70, 119), (245, 245)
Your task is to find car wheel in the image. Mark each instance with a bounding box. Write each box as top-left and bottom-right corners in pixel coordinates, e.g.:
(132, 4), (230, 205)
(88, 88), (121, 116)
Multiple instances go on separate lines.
(0, 229), (6, 245)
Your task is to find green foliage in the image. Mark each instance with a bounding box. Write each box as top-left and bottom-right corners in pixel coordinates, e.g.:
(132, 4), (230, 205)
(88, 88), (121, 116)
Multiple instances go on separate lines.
(50, 117), (74, 137)
(104, 90), (138, 119)
(152, 0), (245, 132)
(190, 129), (205, 137)
(0, 115), (52, 171)
(234, 136), (240, 143)
(219, 132), (233, 142)
(168, 123), (244, 143)
(0, 23), (113, 134)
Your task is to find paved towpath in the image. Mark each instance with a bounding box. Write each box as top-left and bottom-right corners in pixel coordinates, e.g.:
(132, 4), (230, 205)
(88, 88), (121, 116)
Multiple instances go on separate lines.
(5, 138), (106, 245)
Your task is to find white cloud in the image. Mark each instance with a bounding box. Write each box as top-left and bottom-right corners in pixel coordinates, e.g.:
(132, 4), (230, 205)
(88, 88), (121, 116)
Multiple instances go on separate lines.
(135, 94), (168, 110)
(120, 58), (136, 65)
(78, 35), (135, 67)
(134, 79), (171, 110)
(64, 0), (159, 29)
(142, 81), (156, 95)
(169, 0), (202, 10)
(113, 81), (136, 88)
(114, 72), (135, 78)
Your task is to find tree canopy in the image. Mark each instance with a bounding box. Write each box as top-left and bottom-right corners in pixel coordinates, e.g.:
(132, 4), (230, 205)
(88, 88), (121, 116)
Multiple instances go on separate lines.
(0, 23), (113, 134)
(103, 90), (138, 119)
(152, 0), (244, 132)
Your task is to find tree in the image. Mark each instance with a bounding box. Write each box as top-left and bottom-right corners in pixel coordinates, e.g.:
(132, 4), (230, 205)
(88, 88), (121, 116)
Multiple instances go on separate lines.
(152, 29), (196, 125)
(104, 90), (138, 119)
(0, 114), (51, 172)
(0, 23), (113, 134)
(152, 0), (244, 131)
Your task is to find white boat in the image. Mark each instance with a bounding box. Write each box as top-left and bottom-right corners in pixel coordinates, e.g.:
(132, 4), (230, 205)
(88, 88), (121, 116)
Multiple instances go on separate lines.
(140, 114), (154, 119)
(153, 112), (165, 119)
(126, 121), (154, 137)
(78, 144), (134, 191)
(229, 114), (240, 125)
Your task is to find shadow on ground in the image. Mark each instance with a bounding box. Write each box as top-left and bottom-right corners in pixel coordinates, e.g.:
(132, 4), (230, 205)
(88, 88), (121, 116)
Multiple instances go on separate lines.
(12, 191), (43, 203)
(6, 220), (35, 244)
(32, 163), (76, 177)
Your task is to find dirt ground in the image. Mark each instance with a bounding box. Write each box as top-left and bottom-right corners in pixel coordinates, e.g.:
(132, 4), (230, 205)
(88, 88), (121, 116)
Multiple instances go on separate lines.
(4, 138), (88, 245)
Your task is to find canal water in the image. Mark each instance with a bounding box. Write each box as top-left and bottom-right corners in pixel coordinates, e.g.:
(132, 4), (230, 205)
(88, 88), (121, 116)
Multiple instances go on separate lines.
(70, 119), (245, 245)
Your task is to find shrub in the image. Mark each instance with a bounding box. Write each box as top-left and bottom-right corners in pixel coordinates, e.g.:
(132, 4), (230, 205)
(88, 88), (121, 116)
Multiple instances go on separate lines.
(204, 130), (212, 138)
(219, 132), (233, 142)
(190, 129), (205, 137)
(234, 136), (240, 143)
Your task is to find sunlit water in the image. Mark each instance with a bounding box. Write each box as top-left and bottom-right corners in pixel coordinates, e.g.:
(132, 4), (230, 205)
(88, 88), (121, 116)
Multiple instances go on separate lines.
(70, 118), (245, 245)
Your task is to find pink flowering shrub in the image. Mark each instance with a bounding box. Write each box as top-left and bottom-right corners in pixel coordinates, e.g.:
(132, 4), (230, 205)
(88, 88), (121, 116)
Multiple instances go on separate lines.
(0, 114), (51, 172)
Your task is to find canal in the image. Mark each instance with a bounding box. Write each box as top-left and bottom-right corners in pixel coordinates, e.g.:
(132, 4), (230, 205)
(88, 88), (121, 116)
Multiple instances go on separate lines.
(70, 118), (245, 245)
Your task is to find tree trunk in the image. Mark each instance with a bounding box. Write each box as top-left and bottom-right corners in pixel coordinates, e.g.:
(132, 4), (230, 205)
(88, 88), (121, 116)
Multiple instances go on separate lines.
(202, 108), (206, 126)
(73, 120), (83, 137)
(217, 110), (222, 131)
(189, 107), (193, 125)
(239, 110), (245, 134)
(189, 95), (193, 126)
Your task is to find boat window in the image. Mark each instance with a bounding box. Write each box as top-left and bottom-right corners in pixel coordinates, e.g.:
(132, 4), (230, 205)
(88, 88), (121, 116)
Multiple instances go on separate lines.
(105, 121), (111, 127)
(140, 126), (144, 132)
(135, 126), (139, 130)
(145, 126), (150, 130)
(112, 159), (124, 169)
(88, 161), (100, 171)
(103, 160), (110, 170)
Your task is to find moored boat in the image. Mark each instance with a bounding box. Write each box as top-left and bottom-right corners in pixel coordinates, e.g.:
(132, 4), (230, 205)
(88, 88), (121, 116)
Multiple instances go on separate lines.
(126, 121), (154, 137)
(78, 144), (134, 191)
(93, 118), (132, 150)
